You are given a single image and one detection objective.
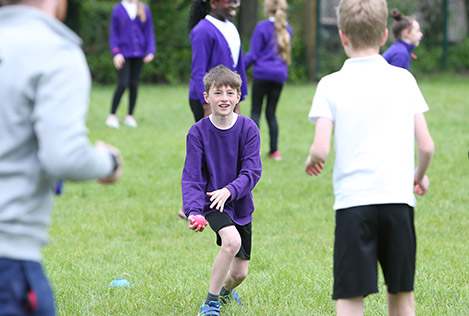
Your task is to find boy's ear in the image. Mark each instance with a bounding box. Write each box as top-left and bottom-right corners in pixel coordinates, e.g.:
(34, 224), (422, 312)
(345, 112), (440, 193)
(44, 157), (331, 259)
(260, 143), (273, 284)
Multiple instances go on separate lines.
(203, 91), (209, 104)
(338, 29), (348, 47)
(379, 29), (389, 46)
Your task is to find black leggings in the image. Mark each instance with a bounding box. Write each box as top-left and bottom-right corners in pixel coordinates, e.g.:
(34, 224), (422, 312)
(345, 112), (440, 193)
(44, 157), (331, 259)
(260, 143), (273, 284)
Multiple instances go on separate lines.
(250, 79), (283, 154)
(110, 57), (144, 116)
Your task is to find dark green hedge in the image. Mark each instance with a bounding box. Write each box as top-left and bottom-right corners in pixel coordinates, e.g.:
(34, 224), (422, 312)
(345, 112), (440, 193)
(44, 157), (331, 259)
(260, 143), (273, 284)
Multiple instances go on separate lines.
(70, 0), (192, 84)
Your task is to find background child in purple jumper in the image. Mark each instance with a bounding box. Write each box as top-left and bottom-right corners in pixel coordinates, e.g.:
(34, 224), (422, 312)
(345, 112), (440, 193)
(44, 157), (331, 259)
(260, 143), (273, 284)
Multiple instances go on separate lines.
(244, 0), (292, 161)
(305, 0), (433, 315)
(181, 65), (262, 316)
(187, 0), (248, 122)
(382, 8), (422, 70)
(106, 0), (156, 128)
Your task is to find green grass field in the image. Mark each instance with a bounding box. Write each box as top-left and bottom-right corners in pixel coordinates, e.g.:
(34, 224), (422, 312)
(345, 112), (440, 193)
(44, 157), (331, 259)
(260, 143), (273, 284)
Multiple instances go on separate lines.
(43, 77), (469, 315)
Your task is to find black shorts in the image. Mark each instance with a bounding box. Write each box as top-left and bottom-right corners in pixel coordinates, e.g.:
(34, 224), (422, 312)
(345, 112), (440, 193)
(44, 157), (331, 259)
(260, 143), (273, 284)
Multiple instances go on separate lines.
(333, 204), (416, 299)
(205, 211), (252, 260)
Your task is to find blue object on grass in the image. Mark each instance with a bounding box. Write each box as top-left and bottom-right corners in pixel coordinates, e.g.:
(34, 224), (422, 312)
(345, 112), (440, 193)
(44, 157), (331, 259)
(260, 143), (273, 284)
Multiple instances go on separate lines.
(54, 180), (63, 195)
(108, 278), (131, 287)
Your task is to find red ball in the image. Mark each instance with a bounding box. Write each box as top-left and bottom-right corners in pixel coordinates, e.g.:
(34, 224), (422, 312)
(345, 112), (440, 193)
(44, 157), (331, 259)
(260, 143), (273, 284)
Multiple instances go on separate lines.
(192, 215), (207, 228)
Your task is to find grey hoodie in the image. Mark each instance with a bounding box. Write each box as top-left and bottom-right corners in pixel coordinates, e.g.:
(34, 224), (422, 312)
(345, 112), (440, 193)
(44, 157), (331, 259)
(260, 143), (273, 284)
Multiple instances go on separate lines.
(0, 6), (115, 261)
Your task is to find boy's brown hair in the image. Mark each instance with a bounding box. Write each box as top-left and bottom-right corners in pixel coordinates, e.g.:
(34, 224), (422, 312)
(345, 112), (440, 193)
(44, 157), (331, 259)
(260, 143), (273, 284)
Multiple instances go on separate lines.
(203, 65), (242, 93)
(337, 0), (388, 50)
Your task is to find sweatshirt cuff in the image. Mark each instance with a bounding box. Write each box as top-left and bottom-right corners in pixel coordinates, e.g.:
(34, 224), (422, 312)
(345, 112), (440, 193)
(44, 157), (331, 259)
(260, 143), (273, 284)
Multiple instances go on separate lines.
(111, 47), (120, 56)
(109, 152), (119, 173)
(187, 210), (202, 218)
(226, 185), (236, 201)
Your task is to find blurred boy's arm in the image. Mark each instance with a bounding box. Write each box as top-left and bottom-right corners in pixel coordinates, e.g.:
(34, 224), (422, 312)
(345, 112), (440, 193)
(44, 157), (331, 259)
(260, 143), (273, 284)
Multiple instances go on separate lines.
(34, 42), (120, 182)
(414, 113), (434, 195)
(305, 117), (333, 176)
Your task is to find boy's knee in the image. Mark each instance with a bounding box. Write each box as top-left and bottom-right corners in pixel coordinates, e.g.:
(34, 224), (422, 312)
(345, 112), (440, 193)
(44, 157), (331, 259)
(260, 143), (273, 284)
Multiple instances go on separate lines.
(230, 269), (248, 282)
(221, 236), (241, 256)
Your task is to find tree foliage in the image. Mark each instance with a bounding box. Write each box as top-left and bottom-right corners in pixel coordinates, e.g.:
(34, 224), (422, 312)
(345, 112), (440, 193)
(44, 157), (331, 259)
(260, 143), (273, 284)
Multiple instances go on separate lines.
(66, 0), (193, 84)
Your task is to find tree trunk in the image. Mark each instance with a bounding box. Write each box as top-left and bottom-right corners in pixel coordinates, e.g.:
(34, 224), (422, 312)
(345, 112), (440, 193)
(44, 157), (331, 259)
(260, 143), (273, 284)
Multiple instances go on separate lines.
(238, 0), (259, 42)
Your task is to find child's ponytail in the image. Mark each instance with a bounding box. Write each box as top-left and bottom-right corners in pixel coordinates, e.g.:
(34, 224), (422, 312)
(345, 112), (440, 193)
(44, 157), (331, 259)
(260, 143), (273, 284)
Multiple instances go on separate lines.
(265, 0), (291, 65)
(273, 5), (291, 65)
(137, 0), (147, 23)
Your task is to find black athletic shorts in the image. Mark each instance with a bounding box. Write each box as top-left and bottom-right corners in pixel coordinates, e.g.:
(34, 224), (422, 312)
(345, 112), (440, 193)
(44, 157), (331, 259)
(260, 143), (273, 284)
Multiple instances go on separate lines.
(205, 211), (252, 260)
(333, 204), (416, 299)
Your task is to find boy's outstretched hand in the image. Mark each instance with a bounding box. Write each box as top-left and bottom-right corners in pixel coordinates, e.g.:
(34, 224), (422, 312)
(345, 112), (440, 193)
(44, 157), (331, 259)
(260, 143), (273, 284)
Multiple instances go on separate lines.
(207, 188), (231, 212)
(95, 141), (123, 184)
(305, 155), (324, 176)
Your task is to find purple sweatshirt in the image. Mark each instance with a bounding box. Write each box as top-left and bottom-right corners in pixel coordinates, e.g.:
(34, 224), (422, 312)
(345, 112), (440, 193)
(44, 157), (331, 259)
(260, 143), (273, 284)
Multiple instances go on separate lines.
(181, 115), (262, 225)
(109, 3), (156, 58)
(382, 40), (415, 70)
(189, 19), (248, 104)
(244, 20), (293, 83)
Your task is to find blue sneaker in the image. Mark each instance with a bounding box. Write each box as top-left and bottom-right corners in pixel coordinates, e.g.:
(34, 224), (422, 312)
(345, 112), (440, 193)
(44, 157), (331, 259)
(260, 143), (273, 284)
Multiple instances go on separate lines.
(198, 301), (221, 316)
(219, 290), (243, 306)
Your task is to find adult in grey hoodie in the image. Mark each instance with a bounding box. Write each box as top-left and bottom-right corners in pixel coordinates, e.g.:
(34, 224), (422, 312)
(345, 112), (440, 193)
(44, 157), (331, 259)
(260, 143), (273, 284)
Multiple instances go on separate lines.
(0, 0), (123, 314)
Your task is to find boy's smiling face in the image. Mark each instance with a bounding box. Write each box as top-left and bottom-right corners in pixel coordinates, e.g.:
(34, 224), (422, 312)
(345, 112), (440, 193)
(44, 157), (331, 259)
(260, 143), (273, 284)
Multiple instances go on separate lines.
(204, 85), (241, 117)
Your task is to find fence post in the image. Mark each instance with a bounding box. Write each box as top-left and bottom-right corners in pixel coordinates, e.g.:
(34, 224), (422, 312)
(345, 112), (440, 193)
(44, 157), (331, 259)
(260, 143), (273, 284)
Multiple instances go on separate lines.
(305, 0), (318, 81)
(442, 0), (449, 69)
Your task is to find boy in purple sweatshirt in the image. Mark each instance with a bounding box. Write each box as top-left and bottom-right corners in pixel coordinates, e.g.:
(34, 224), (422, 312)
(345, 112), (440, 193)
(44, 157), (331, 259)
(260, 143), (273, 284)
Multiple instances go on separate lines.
(181, 65), (262, 316)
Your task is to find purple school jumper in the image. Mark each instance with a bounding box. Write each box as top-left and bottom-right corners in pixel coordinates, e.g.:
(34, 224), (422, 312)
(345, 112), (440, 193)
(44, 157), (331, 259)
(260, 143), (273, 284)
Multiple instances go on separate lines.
(382, 40), (415, 70)
(244, 20), (293, 83)
(189, 19), (248, 104)
(181, 115), (262, 225)
(109, 3), (156, 58)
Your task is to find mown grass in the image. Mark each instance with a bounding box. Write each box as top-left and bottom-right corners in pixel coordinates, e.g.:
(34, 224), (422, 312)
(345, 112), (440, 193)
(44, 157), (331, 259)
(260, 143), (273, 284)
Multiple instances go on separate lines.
(43, 76), (469, 315)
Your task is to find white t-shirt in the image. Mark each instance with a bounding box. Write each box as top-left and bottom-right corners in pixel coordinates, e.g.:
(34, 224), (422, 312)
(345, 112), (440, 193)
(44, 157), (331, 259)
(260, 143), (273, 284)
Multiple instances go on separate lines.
(309, 54), (429, 210)
(209, 113), (238, 130)
(205, 15), (241, 68)
(121, 1), (137, 20)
